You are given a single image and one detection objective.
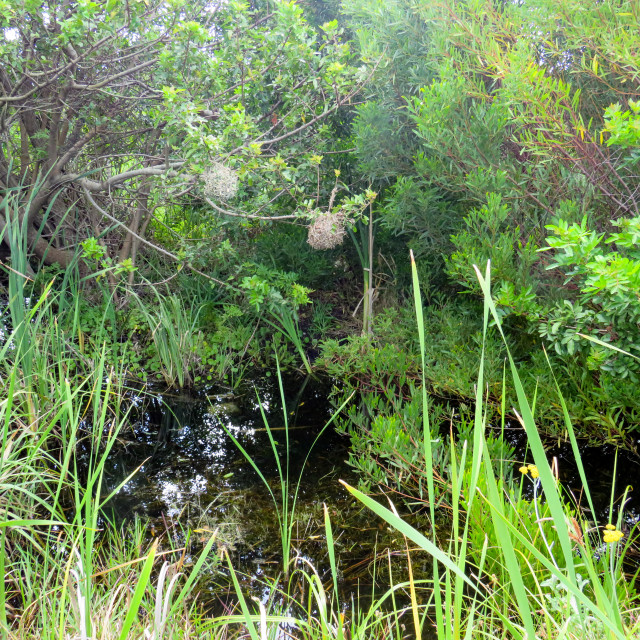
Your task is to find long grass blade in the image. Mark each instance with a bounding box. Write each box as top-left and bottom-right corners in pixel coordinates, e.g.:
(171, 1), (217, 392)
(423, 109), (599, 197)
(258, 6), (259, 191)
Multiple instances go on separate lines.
(118, 539), (158, 640)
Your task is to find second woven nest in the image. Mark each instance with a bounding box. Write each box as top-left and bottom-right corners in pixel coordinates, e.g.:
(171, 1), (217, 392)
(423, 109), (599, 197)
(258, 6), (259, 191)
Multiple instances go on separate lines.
(202, 162), (239, 201)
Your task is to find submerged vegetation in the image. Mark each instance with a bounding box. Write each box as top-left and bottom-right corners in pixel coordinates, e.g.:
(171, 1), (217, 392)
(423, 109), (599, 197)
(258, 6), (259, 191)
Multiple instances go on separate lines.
(2, 0), (640, 637)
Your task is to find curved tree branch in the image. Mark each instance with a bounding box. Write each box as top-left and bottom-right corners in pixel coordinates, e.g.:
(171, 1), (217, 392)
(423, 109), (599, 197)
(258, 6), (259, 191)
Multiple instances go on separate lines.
(59, 162), (185, 192)
(204, 194), (299, 220)
(83, 187), (242, 292)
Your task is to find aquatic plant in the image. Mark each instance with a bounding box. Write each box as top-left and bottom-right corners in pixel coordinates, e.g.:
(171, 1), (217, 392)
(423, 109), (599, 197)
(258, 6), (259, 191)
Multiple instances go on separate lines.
(134, 290), (202, 387)
(263, 308), (313, 375)
(222, 360), (352, 580)
(0, 286), (220, 639)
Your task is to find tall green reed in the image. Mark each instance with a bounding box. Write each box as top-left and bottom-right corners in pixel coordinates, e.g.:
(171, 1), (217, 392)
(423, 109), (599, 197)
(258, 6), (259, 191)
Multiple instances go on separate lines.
(217, 364), (435, 640)
(207, 505), (425, 640)
(223, 361), (351, 579)
(346, 211), (375, 336)
(343, 258), (638, 639)
(0, 307), (220, 639)
(0, 226), (218, 637)
(135, 289), (201, 387)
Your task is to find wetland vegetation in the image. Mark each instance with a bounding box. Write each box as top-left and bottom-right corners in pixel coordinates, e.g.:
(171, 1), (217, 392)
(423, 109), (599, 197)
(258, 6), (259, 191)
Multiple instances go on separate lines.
(2, 0), (640, 637)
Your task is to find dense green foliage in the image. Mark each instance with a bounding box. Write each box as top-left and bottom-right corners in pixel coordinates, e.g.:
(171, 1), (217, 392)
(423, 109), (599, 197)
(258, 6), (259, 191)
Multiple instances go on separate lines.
(331, 0), (640, 433)
(2, 0), (640, 637)
(4, 0), (639, 431)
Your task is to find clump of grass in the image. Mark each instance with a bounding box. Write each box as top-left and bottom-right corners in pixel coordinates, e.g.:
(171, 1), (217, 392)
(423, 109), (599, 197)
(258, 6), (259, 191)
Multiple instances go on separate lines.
(0, 335), (221, 639)
(222, 358), (351, 579)
(134, 290), (202, 387)
(264, 308), (313, 375)
(342, 256), (640, 639)
(0, 212), (219, 638)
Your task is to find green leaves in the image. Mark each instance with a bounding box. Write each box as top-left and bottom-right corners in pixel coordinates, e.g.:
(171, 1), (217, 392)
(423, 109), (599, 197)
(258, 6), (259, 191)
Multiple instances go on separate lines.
(604, 101), (640, 148)
(540, 215), (640, 377)
(80, 238), (107, 263)
(447, 192), (539, 298)
(2, 0), (361, 289)
(240, 265), (311, 315)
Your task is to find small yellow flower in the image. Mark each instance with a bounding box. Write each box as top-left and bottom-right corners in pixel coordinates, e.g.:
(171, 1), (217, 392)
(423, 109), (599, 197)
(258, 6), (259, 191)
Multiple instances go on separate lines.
(603, 528), (624, 544)
(605, 523), (616, 531)
(527, 464), (539, 479)
(519, 465), (529, 475)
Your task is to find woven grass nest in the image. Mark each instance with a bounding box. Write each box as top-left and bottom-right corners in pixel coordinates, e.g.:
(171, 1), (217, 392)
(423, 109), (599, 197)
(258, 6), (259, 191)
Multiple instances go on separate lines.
(307, 210), (348, 250)
(202, 162), (239, 201)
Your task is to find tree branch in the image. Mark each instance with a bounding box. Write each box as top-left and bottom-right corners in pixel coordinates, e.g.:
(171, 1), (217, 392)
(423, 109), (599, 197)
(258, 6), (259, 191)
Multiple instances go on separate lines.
(82, 187), (242, 292)
(204, 194), (298, 220)
(71, 59), (157, 91)
(59, 162), (185, 191)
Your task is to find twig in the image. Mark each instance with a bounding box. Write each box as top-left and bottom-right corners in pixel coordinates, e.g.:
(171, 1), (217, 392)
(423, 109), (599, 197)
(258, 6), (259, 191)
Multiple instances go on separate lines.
(204, 196), (298, 220)
(0, 260), (34, 281)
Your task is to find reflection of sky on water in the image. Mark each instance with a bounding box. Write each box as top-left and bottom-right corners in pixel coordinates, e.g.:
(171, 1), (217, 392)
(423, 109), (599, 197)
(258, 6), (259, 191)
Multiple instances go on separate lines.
(158, 480), (182, 518)
(100, 375), (371, 604)
(154, 474), (210, 517)
(104, 376), (342, 524)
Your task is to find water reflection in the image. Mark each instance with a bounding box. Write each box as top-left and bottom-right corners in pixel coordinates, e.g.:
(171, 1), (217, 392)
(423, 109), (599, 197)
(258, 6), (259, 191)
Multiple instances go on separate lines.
(104, 375), (362, 569)
(103, 375), (640, 606)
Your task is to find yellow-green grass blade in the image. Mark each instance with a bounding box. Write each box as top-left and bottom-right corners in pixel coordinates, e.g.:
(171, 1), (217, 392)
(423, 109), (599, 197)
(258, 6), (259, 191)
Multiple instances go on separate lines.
(341, 481), (479, 593)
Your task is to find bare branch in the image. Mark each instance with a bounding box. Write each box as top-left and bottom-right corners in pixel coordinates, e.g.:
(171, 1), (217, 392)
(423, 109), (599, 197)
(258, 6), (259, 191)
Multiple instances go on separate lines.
(83, 187), (242, 292)
(71, 59), (157, 91)
(204, 195), (298, 220)
(60, 162), (185, 192)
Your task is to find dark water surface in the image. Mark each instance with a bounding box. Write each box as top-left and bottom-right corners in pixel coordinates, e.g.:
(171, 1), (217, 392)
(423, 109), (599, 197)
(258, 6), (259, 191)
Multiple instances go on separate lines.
(103, 374), (640, 611)
(500, 426), (640, 531)
(103, 374), (404, 607)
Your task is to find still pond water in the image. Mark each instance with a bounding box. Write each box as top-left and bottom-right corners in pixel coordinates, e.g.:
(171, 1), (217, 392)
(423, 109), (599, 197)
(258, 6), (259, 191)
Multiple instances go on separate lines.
(102, 373), (640, 607)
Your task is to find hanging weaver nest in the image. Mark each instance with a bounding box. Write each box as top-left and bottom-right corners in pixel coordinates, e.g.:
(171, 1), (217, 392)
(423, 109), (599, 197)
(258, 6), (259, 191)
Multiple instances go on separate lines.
(202, 162), (239, 200)
(307, 210), (347, 250)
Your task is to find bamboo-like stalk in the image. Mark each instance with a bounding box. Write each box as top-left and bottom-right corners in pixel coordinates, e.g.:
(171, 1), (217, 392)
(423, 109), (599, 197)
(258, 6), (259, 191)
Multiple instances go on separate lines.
(362, 203), (375, 336)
